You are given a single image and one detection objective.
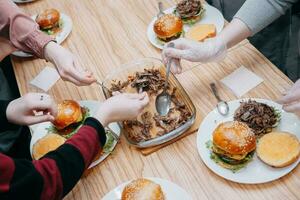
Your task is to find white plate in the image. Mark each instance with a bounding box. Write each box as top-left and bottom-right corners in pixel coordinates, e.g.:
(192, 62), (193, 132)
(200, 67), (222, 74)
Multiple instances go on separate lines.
(102, 177), (192, 200)
(147, 4), (224, 49)
(12, 13), (72, 57)
(30, 100), (121, 169)
(197, 98), (300, 184)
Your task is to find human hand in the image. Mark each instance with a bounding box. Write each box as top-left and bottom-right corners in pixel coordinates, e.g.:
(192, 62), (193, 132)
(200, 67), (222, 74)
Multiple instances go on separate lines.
(94, 92), (149, 127)
(6, 93), (57, 125)
(278, 79), (300, 116)
(162, 37), (227, 74)
(44, 42), (96, 86)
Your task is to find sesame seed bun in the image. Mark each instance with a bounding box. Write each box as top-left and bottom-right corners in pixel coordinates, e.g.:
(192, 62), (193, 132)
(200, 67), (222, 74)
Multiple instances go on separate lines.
(33, 134), (66, 160)
(153, 14), (183, 41)
(257, 132), (300, 167)
(53, 100), (83, 130)
(121, 178), (165, 200)
(213, 121), (256, 155)
(36, 9), (60, 30)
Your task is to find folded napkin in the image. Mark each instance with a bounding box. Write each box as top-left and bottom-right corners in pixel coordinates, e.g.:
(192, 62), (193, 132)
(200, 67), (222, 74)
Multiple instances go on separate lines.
(221, 66), (263, 97)
(30, 66), (60, 92)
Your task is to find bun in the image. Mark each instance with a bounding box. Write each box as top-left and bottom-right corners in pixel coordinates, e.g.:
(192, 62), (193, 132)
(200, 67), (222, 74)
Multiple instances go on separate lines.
(53, 100), (83, 130)
(213, 121), (256, 155)
(185, 24), (216, 42)
(121, 178), (165, 200)
(36, 9), (60, 30)
(257, 132), (300, 167)
(153, 14), (183, 40)
(33, 134), (66, 160)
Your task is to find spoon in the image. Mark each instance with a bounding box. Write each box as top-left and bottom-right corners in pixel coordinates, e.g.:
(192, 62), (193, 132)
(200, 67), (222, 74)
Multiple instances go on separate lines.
(157, 2), (165, 18)
(155, 43), (175, 116)
(210, 83), (229, 116)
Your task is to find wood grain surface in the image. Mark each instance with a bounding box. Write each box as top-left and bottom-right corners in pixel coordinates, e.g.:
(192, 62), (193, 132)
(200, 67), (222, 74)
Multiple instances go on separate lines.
(10, 0), (299, 200)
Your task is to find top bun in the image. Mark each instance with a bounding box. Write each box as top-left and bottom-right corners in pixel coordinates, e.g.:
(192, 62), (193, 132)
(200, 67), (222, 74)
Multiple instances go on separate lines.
(122, 178), (165, 200)
(153, 14), (183, 39)
(213, 121), (256, 155)
(36, 8), (60, 30)
(53, 100), (83, 130)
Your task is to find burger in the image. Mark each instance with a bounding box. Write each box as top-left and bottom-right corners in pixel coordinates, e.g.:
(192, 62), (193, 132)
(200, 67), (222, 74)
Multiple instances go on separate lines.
(175, 0), (205, 24)
(121, 178), (165, 200)
(153, 14), (183, 43)
(35, 8), (61, 35)
(51, 100), (89, 137)
(209, 121), (256, 171)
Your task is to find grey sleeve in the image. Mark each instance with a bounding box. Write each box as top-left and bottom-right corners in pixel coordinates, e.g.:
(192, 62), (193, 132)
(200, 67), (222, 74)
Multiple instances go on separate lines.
(233, 0), (298, 35)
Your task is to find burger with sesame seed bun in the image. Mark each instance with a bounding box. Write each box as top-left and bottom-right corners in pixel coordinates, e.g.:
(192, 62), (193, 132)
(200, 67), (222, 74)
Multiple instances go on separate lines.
(153, 14), (183, 43)
(207, 121), (256, 172)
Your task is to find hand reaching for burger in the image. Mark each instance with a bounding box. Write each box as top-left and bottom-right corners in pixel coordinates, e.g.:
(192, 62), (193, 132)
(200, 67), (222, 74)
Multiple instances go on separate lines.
(278, 79), (300, 117)
(44, 42), (96, 86)
(6, 93), (57, 125)
(162, 37), (227, 74)
(94, 92), (149, 127)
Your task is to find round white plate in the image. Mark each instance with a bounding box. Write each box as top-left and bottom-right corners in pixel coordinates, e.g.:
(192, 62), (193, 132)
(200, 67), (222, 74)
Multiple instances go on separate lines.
(147, 4), (224, 50)
(30, 100), (121, 169)
(197, 98), (300, 184)
(102, 177), (192, 200)
(12, 13), (72, 57)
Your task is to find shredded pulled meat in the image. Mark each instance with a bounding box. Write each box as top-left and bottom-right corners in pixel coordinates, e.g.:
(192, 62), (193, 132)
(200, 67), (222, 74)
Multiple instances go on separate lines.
(176, 0), (202, 18)
(234, 100), (280, 136)
(109, 68), (192, 143)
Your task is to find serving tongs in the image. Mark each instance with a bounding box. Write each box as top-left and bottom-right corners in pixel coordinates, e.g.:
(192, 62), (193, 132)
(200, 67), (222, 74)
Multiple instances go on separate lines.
(157, 2), (165, 18)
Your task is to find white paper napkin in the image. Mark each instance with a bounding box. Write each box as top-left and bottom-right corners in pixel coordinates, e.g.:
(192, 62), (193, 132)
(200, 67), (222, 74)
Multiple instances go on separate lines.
(30, 66), (60, 92)
(221, 66), (263, 97)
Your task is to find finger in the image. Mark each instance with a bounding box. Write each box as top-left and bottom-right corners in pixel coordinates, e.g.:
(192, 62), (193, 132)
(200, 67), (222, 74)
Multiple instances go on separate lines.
(278, 89), (300, 105)
(124, 93), (142, 99)
(60, 71), (84, 85)
(112, 91), (121, 96)
(163, 48), (189, 60)
(32, 98), (57, 117)
(26, 114), (55, 125)
(282, 103), (300, 113)
(171, 58), (182, 74)
(139, 93), (149, 107)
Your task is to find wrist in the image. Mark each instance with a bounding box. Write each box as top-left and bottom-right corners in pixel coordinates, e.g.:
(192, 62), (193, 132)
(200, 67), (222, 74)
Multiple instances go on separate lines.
(94, 104), (111, 127)
(44, 41), (57, 62)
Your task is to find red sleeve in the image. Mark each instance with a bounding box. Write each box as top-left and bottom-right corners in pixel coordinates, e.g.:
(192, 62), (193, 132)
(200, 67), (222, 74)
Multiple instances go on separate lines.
(0, 0), (53, 58)
(0, 118), (106, 200)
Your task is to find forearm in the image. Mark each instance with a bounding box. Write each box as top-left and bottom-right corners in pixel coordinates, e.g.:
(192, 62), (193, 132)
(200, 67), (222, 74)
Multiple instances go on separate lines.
(234, 0), (297, 35)
(0, 117), (106, 200)
(0, 0), (53, 58)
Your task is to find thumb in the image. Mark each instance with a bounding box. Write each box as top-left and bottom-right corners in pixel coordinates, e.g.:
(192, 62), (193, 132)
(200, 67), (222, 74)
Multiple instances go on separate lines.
(26, 114), (55, 125)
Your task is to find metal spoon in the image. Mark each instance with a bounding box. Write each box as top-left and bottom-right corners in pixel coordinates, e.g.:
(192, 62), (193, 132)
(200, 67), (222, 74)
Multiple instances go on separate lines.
(155, 43), (174, 116)
(210, 83), (229, 116)
(157, 2), (165, 18)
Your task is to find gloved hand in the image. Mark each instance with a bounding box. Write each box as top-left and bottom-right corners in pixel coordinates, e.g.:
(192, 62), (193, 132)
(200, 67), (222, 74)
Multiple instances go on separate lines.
(44, 41), (96, 86)
(6, 93), (57, 125)
(278, 79), (300, 116)
(162, 37), (227, 74)
(95, 92), (149, 126)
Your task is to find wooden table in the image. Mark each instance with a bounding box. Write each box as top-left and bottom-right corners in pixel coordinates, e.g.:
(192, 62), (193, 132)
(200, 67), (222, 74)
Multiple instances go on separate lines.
(11, 1), (299, 200)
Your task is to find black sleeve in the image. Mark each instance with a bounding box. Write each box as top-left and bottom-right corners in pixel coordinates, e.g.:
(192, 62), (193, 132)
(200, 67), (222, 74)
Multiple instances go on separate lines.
(0, 100), (19, 132)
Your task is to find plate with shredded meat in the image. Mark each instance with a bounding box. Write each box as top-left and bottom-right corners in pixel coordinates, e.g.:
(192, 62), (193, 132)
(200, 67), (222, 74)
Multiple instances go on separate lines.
(101, 58), (196, 148)
(197, 98), (300, 184)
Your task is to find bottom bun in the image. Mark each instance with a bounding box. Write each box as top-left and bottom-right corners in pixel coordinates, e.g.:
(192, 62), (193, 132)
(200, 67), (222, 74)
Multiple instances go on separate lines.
(122, 178), (165, 200)
(33, 134), (66, 160)
(257, 132), (300, 167)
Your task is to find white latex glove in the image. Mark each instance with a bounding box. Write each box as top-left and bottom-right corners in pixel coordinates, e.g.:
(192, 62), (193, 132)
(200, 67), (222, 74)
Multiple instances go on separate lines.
(44, 41), (96, 86)
(6, 93), (57, 125)
(162, 37), (227, 74)
(278, 79), (300, 116)
(94, 92), (149, 127)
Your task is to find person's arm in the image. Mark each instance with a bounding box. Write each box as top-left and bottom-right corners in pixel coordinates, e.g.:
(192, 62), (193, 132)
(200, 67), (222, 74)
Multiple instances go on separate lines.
(0, 0), (53, 58)
(162, 0), (299, 73)
(0, 117), (106, 200)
